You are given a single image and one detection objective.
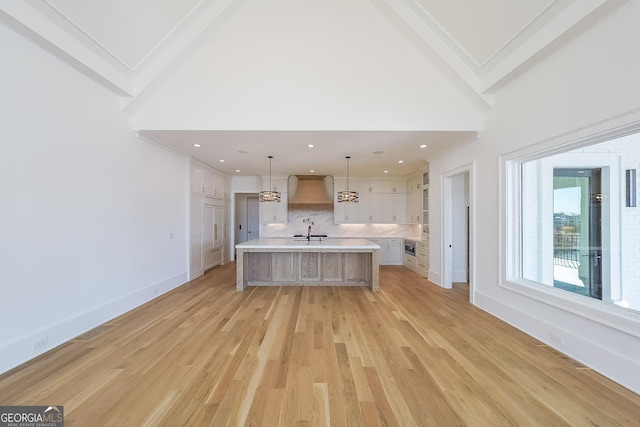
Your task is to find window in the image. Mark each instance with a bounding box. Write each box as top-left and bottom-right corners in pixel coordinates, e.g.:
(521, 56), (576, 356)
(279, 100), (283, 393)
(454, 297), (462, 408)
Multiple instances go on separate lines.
(505, 127), (640, 316)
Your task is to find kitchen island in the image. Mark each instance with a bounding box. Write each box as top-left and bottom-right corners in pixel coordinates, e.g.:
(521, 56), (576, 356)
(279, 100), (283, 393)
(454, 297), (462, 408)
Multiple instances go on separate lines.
(235, 238), (380, 291)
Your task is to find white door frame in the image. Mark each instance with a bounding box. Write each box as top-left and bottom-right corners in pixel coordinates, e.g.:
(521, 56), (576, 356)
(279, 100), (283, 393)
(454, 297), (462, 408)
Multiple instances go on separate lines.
(441, 163), (476, 303)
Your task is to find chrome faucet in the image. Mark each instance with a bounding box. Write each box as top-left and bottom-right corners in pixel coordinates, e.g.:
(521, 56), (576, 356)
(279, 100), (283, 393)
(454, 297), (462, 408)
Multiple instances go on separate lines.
(303, 218), (314, 240)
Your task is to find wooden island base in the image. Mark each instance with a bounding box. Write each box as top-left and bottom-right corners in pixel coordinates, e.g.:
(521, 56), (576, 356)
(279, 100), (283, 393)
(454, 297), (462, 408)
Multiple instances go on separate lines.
(235, 239), (380, 291)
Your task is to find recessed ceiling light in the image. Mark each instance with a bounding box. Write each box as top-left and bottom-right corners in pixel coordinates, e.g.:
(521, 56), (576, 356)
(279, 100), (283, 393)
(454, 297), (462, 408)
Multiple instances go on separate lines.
(307, 144), (314, 148)
(398, 160), (404, 163)
(219, 159), (225, 163)
(310, 170), (315, 173)
(235, 169), (240, 173)
(373, 151), (383, 155)
(238, 150), (249, 154)
(384, 170), (389, 173)
(419, 144), (427, 148)
(193, 144), (201, 148)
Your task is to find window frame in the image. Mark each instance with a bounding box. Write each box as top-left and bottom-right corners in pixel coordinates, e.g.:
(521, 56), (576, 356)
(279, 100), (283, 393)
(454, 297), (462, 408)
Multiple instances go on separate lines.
(500, 120), (640, 338)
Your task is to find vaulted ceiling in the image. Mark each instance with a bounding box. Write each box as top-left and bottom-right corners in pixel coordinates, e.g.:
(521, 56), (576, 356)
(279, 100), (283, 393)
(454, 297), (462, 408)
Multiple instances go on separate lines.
(1, 0), (626, 176)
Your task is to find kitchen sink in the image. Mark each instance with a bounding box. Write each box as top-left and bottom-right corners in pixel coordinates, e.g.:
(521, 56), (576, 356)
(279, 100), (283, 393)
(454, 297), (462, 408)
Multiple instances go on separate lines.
(292, 234), (328, 241)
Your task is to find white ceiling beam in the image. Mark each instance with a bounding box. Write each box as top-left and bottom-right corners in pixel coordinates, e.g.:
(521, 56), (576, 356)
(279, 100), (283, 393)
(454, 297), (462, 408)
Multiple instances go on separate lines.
(123, 0), (251, 114)
(481, 0), (628, 94)
(372, 0), (493, 112)
(0, 1), (133, 96)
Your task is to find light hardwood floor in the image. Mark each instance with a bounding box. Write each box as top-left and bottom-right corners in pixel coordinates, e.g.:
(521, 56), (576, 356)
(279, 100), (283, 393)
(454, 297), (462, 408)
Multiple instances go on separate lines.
(1, 263), (639, 426)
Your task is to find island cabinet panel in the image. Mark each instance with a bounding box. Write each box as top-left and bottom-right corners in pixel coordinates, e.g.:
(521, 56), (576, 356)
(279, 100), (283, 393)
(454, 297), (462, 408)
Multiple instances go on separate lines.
(344, 253), (371, 282)
(322, 253), (344, 282)
(299, 252), (321, 281)
(246, 252), (271, 282)
(272, 253), (295, 281)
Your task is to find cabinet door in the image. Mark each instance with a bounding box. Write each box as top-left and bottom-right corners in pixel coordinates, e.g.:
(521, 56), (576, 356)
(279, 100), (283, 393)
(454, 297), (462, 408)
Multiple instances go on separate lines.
(334, 179), (359, 222)
(334, 200), (358, 223)
(368, 239), (387, 263)
(190, 195), (204, 278)
(203, 202), (215, 251)
(212, 174), (225, 199)
(359, 179), (383, 194)
(190, 166), (204, 194)
(203, 171), (215, 197)
(382, 193), (407, 222)
(358, 193), (383, 222)
(386, 239), (403, 264)
(407, 190), (420, 223)
(422, 187), (429, 236)
(213, 205), (223, 248)
(261, 193), (288, 223)
(383, 179), (407, 194)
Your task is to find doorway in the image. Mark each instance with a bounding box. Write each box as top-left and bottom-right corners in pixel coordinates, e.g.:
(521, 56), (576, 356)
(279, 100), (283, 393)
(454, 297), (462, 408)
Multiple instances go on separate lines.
(553, 168), (602, 299)
(234, 194), (260, 245)
(442, 164), (475, 303)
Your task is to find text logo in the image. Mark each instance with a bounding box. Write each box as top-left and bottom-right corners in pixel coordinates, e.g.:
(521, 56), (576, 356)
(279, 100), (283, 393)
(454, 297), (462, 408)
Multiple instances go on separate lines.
(0, 406), (64, 427)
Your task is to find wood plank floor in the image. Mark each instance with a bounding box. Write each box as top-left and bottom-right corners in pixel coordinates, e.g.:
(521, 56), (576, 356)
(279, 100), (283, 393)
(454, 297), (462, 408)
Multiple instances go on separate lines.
(1, 263), (639, 426)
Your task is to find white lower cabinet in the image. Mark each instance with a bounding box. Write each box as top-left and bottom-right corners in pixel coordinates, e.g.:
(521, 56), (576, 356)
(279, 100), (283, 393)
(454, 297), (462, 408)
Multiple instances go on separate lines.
(368, 238), (403, 265)
(403, 238), (428, 277)
(415, 240), (428, 275)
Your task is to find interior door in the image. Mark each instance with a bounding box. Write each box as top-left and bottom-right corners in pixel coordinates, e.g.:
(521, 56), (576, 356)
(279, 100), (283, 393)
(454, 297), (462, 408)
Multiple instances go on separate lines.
(246, 196), (259, 242)
(553, 168), (602, 299)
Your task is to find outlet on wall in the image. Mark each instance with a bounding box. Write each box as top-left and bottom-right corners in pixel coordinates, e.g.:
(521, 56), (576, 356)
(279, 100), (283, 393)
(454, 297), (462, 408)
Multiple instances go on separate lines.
(32, 336), (49, 351)
(549, 332), (565, 346)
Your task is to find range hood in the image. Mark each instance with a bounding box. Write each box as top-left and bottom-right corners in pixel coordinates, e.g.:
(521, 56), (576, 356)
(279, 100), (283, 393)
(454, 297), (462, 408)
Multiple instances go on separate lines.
(288, 175), (334, 211)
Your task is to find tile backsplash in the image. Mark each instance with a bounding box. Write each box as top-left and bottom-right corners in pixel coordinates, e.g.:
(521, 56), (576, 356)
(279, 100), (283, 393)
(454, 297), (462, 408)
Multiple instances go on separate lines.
(261, 210), (420, 238)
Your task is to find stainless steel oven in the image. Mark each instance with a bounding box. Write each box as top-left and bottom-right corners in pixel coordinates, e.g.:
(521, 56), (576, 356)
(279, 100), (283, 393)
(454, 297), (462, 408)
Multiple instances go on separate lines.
(404, 239), (416, 256)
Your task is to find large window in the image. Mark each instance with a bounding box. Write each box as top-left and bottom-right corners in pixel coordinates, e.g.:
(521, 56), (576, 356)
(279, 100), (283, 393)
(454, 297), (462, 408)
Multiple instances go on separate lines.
(506, 129), (640, 315)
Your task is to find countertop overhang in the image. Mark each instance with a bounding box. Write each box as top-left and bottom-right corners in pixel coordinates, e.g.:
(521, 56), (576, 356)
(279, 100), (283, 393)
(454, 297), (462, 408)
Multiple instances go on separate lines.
(235, 238), (380, 250)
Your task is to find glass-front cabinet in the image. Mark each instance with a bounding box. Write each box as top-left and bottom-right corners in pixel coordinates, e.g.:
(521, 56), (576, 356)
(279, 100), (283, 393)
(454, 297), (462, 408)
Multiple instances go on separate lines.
(422, 169), (429, 239)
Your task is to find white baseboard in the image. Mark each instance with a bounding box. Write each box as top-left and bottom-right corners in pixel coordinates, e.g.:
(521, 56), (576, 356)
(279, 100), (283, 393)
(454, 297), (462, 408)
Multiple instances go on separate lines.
(452, 270), (468, 282)
(474, 291), (640, 395)
(428, 270), (441, 286)
(0, 272), (188, 375)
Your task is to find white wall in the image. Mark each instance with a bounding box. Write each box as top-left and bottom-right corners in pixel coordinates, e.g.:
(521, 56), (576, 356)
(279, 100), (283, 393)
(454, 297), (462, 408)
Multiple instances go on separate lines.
(0, 25), (189, 374)
(428, 1), (640, 393)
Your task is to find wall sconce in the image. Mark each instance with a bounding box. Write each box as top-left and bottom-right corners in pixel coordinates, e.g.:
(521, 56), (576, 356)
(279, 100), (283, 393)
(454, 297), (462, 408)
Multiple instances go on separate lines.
(626, 169), (637, 207)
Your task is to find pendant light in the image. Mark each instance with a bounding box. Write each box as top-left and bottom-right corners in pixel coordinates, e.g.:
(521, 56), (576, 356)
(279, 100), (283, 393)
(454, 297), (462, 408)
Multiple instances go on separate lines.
(259, 155), (281, 202)
(337, 156), (359, 203)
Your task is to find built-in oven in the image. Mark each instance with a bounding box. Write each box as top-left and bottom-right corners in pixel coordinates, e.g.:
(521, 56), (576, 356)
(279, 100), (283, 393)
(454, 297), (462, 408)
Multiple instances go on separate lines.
(404, 239), (416, 256)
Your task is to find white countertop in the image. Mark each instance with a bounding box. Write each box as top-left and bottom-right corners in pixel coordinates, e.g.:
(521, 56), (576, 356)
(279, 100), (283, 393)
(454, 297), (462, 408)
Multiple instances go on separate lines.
(236, 238), (380, 250)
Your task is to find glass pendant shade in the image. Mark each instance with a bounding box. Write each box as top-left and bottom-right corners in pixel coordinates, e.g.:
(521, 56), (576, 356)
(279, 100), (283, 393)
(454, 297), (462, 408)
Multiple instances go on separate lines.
(259, 155), (281, 203)
(337, 156), (359, 203)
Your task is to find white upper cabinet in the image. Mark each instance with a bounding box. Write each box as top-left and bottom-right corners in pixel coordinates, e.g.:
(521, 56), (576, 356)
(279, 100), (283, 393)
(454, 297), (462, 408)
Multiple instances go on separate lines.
(358, 193), (383, 222)
(382, 178), (407, 194)
(407, 173), (422, 192)
(383, 193), (407, 223)
(358, 179), (383, 194)
(191, 163), (224, 199)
